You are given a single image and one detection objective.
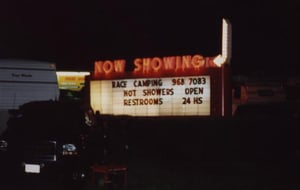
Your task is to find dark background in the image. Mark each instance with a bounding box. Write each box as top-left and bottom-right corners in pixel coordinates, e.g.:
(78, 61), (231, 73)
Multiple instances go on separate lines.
(0, 0), (299, 77)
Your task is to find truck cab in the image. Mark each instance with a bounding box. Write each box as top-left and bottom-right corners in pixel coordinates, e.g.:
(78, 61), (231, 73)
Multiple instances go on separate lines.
(0, 100), (90, 186)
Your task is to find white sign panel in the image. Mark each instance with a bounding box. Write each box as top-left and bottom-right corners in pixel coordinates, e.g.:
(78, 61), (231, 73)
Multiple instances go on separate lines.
(91, 75), (210, 116)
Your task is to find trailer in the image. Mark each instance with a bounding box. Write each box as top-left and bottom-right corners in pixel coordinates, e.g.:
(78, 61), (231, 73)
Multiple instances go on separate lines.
(0, 59), (59, 134)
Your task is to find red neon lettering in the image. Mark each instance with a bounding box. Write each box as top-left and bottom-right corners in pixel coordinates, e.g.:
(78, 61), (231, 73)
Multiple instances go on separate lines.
(133, 58), (142, 72)
(94, 61), (103, 75)
(175, 56), (182, 71)
(151, 57), (162, 72)
(114, 60), (126, 72)
(95, 54), (208, 78)
(182, 55), (191, 70)
(103, 61), (114, 74)
(191, 54), (205, 68)
(163, 57), (175, 70)
(142, 58), (151, 74)
(94, 59), (126, 76)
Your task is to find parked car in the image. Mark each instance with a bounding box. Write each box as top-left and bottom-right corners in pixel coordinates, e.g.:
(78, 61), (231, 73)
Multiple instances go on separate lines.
(0, 100), (91, 186)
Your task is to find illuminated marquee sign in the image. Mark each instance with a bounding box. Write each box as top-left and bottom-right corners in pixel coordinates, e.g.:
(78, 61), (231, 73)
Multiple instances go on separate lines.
(91, 19), (233, 117)
(90, 75), (210, 116)
(91, 52), (232, 117)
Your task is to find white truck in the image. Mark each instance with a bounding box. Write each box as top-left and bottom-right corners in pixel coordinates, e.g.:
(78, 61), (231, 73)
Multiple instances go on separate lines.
(0, 59), (60, 134)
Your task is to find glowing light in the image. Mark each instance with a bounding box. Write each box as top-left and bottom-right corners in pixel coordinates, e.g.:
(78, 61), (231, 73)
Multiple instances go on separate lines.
(56, 71), (90, 91)
(94, 60), (126, 76)
(90, 76), (211, 116)
(133, 54), (205, 74)
(213, 18), (232, 66)
(222, 19), (232, 62)
(213, 54), (226, 67)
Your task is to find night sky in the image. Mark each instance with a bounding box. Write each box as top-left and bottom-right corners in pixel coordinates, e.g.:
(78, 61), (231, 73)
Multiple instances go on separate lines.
(0, 0), (299, 77)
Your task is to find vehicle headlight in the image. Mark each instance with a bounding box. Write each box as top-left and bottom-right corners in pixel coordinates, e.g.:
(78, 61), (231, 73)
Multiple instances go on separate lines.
(0, 140), (8, 151)
(62, 144), (77, 155)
